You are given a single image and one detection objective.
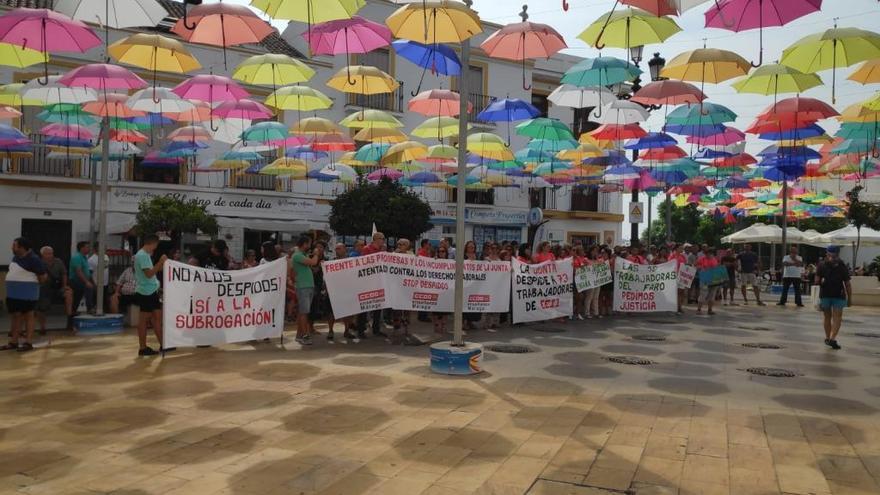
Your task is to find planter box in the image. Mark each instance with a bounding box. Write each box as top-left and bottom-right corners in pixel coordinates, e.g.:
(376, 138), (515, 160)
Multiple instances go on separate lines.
(851, 276), (880, 307)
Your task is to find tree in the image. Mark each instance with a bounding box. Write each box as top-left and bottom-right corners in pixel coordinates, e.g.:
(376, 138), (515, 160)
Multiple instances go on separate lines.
(846, 185), (880, 266)
(134, 195), (219, 245)
(329, 177), (433, 241)
(642, 200), (706, 245)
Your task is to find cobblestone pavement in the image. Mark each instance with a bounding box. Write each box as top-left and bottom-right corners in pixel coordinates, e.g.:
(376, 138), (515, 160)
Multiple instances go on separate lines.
(1, 302), (879, 495)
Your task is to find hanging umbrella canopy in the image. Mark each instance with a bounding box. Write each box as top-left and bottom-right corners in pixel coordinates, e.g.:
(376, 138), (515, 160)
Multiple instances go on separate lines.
(260, 157), (308, 177)
(55, 0), (167, 28)
(251, 0), (364, 23)
(424, 143), (458, 163)
(339, 109), (403, 129)
(242, 121), (288, 143)
(848, 59), (880, 85)
(562, 56), (642, 87)
(527, 138), (578, 152)
(167, 100), (211, 123)
(591, 123), (647, 141)
(37, 103), (98, 125)
(0, 105), (22, 119)
(110, 129), (148, 143)
(327, 65), (399, 94)
(594, 100), (650, 125)
(392, 39), (461, 75)
(578, 7), (681, 49)
(411, 116), (470, 140)
(354, 142), (391, 162)
(687, 126), (745, 146)
(631, 79), (706, 106)
(23, 76), (97, 105)
(666, 102), (737, 126)
(548, 84), (615, 109)
(127, 87), (194, 114)
(621, 0), (713, 15)
(661, 48), (751, 83)
(167, 125), (212, 142)
(516, 118), (574, 141)
(266, 85), (332, 111)
(382, 140), (428, 164)
(59, 63), (148, 90)
(303, 15), (391, 55)
(172, 74), (249, 102)
(109, 33), (200, 76)
(664, 123), (726, 137)
(641, 145), (687, 161)
(625, 132), (677, 150)
(171, 2), (274, 68)
(233, 54), (315, 88)
(732, 63), (823, 94)
(40, 123), (93, 140)
(353, 126), (407, 143)
(781, 26), (880, 103)
(408, 89), (470, 117)
(82, 94), (145, 118)
(481, 8), (567, 90)
(476, 97), (540, 121)
(312, 133), (355, 152)
(367, 167), (404, 181)
(0, 42), (47, 68)
(0, 83), (41, 107)
(385, 1), (482, 44)
(293, 117), (341, 136)
(213, 99), (273, 120)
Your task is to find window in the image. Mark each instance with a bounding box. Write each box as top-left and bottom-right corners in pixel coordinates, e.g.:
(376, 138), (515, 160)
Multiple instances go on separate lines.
(232, 173), (276, 191)
(449, 188), (494, 205)
(349, 50), (401, 112)
(529, 188), (556, 209)
(531, 92), (549, 118)
(132, 156), (181, 184)
(571, 186), (599, 212)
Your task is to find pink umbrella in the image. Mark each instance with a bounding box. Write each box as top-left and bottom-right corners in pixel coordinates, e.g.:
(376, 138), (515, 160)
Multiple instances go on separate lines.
(408, 89), (471, 117)
(0, 8), (101, 85)
(367, 168), (403, 181)
(40, 123), (94, 140)
(480, 7), (567, 90)
(312, 133), (355, 152)
(623, 170), (658, 192)
(705, 0), (823, 67)
(59, 63), (148, 91)
(167, 126), (212, 142)
(631, 80), (706, 106)
(686, 127), (745, 146)
(212, 99), (273, 120)
(302, 16), (391, 86)
(172, 75), (249, 131)
(172, 2), (274, 69)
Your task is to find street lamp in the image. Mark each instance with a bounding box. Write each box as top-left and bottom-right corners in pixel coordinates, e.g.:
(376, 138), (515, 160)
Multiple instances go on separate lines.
(629, 45), (644, 66)
(648, 52), (666, 82)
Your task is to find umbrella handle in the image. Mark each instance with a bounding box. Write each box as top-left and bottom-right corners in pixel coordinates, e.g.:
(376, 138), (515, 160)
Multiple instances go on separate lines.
(591, 106), (603, 119)
(592, 0), (619, 49)
(347, 64), (357, 86)
(749, 9), (764, 67)
(411, 64), (429, 96)
(522, 56), (531, 91)
(562, 0), (569, 11)
(182, 4), (197, 30)
(210, 115), (220, 132)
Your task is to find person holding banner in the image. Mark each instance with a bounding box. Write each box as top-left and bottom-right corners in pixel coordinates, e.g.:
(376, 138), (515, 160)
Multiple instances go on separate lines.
(532, 242), (555, 264)
(463, 241), (482, 331)
(572, 245), (588, 320)
(357, 232), (389, 339)
(584, 246), (602, 319)
(669, 243), (689, 314)
(432, 244), (451, 335)
(134, 235), (167, 356)
(696, 247), (721, 315)
(482, 242), (502, 331)
(292, 235), (322, 346)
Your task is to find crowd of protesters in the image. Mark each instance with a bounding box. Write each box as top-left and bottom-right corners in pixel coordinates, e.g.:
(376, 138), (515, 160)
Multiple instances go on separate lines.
(2, 232), (854, 354)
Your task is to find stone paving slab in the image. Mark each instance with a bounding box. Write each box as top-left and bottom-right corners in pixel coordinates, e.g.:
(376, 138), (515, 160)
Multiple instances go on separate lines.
(1, 302), (879, 494)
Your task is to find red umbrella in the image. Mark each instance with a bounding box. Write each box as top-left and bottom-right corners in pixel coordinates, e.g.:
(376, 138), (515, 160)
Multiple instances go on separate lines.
(745, 118), (816, 134)
(312, 133), (355, 152)
(621, 0), (678, 16)
(111, 129), (148, 143)
(631, 80), (706, 106)
(714, 153), (756, 167)
(172, 2), (274, 69)
(480, 6), (567, 90)
(83, 94), (145, 118)
(640, 145), (687, 161)
(756, 96), (839, 124)
(590, 123), (647, 141)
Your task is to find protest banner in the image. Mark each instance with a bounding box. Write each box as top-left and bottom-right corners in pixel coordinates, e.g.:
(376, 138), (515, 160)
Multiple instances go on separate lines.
(323, 252), (510, 318)
(163, 259), (287, 347)
(575, 261), (612, 292)
(511, 258), (574, 323)
(698, 265), (729, 287)
(613, 258), (678, 313)
(677, 264), (697, 290)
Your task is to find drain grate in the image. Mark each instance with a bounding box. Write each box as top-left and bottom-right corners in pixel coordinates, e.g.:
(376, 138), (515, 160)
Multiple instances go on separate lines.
(487, 344), (535, 354)
(854, 332), (880, 339)
(532, 326), (566, 333)
(606, 355), (655, 365)
(741, 343), (783, 349)
(746, 367), (799, 378)
(738, 325), (773, 332)
(632, 334), (667, 342)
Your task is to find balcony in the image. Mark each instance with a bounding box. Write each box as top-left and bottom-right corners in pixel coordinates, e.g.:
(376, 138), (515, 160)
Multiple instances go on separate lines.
(463, 93), (496, 125)
(346, 81), (405, 113)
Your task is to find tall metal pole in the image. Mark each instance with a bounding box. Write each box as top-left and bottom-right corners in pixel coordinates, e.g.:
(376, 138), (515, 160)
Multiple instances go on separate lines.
(452, 0), (472, 347)
(781, 179), (788, 266)
(630, 149), (639, 244)
(665, 191), (672, 243)
(95, 116), (110, 315)
(646, 193), (653, 246)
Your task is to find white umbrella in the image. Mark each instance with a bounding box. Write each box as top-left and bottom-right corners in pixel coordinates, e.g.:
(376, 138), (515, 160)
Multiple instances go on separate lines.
(127, 87), (194, 114)
(593, 100), (650, 125)
(722, 223), (813, 244)
(23, 76), (97, 105)
(54, 0), (168, 28)
(547, 84), (614, 109)
(206, 118), (252, 145)
(817, 225), (880, 247)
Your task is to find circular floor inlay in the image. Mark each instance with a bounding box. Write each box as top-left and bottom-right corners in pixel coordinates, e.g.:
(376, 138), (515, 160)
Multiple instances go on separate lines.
(741, 343), (783, 349)
(746, 367), (799, 377)
(632, 334), (667, 342)
(487, 344), (535, 354)
(606, 355), (655, 365)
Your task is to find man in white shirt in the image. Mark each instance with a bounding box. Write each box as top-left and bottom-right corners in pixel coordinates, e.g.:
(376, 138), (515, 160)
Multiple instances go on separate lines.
(88, 243), (110, 312)
(778, 246), (804, 307)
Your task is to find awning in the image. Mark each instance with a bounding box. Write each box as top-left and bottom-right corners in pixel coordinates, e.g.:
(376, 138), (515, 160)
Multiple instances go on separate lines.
(217, 217), (329, 233)
(106, 213), (137, 235)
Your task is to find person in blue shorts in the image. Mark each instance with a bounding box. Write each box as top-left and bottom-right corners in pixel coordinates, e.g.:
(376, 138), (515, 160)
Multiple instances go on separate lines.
(815, 245), (852, 350)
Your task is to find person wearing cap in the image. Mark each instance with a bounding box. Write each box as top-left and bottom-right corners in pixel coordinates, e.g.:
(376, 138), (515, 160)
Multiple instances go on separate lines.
(815, 245), (852, 350)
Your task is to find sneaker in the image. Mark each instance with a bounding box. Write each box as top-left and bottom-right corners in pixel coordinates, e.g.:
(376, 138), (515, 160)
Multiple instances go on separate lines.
(757, 301), (766, 306)
(295, 336), (313, 346)
(138, 346), (158, 357)
(343, 330), (357, 340)
(824, 339), (831, 346)
(327, 331), (335, 342)
(577, 314), (584, 320)
(16, 342), (33, 352)
(829, 340), (841, 350)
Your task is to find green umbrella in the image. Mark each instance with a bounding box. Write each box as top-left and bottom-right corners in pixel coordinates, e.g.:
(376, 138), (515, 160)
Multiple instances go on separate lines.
(655, 158), (701, 177)
(665, 102), (737, 126)
(731, 64), (823, 96)
(515, 118), (575, 141)
(561, 56), (641, 87)
(578, 7), (681, 50)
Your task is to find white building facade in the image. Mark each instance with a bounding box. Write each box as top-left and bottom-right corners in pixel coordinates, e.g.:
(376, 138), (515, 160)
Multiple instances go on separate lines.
(0, 0), (623, 267)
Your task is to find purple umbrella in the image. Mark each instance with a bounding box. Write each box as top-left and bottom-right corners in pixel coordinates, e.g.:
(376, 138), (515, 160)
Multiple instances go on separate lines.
(367, 168), (403, 181)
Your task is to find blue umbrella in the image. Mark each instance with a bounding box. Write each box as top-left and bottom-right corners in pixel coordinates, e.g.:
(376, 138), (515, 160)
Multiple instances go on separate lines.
(406, 171), (442, 184)
(477, 98), (541, 144)
(624, 132), (677, 150)
(307, 169), (336, 182)
(763, 164), (805, 181)
(128, 113), (173, 127)
(716, 177), (751, 189)
(691, 148), (732, 159)
(286, 146), (328, 161)
(604, 164), (641, 179)
(43, 136), (91, 148)
(758, 124), (825, 141)
(392, 40), (461, 76)
(515, 148), (554, 163)
(0, 124), (29, 142)
(650, 169), (688, 185)
(757, 145), (822, 160)
(583, 150), (631, 167)
(759, 155), (811, 167)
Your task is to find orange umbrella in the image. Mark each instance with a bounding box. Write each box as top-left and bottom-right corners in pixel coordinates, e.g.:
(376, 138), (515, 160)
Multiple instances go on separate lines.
(82, 94), (144, 118)
(167, 100), (212, 123)
(172, 2), (275, 69)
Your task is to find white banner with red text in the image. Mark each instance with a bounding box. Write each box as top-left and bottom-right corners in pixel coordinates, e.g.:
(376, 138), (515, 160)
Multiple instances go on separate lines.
(511, 258), (574, 324)
(163, 259), (287, 347)
(322, 252), (511, 318)
(613, 258), (678, 313)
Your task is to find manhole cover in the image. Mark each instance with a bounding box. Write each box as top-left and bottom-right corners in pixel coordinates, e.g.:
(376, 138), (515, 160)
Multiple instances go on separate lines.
(533, 326), (566, 333)
(854, 332), (880, 339)
(738, 325), (773, 332)
(745, 367), (799, 377)
(741, 343), (783, 349)
(606, 355), (655, 365)
(648, 320), (677, 325)
(486, 344), (535, 354)
(632, 334), (667, 342)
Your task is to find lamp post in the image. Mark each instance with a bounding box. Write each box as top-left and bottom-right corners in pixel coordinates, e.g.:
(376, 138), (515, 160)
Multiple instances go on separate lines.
(646, 52), (673, 244)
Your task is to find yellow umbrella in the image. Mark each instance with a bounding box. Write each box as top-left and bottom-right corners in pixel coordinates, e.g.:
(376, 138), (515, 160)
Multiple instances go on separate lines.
(848, 59), (880, 84)
(0, 42), (48, 68)
(386, 1), (482, 44)
(411, 116), (470, 140)
(259, 158), (307, 177)
(578, 133), (614, 149)
(327, 65), (398, 95)
(778, 134), (834, 146)
(265, 85), (332, 111)
(381, 140), (428, 164)
(233, 54), (314, 90)
(339, 151), (369, 166)
(109, 33), (200, 73)
(353, 127), (407, 143)
(250, 0), (364, 23)
(210, 159), (251, 170)
(467, 132), (508, 152)
(863, 93), (880, 112)
(578, 8), (681, 50)
(557, 144), (603, 162)
(661, 48), (751, 84)
(0, 83), (40, 107)
(291, 117), (340, 135)
(340, 109), (403, 129)
(839, 102), (880, 123)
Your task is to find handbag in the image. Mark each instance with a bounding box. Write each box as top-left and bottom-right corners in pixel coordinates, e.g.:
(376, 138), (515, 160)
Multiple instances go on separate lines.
(810, 285), (821, 311)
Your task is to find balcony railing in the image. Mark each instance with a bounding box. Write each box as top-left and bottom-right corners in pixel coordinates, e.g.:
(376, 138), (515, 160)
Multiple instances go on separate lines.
(464, 93), (496, 125)
(347, 80), (405, 113)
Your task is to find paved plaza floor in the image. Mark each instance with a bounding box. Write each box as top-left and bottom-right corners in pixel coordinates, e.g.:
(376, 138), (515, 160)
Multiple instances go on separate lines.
(1, 302), (880, 495)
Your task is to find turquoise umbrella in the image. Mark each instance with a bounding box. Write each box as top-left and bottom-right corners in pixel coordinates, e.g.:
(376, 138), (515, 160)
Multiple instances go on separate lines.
(561, 56), (642, 87)
(666, 102), (738, 126)
(242, 121), (287, 143)
(526, 138), (578, 152)
(515, 118), (574, 141)
(354, 142), (391, 163)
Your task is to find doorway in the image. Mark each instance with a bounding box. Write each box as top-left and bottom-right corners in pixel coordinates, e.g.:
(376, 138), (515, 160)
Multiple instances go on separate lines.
(21, 218), (73, 264)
